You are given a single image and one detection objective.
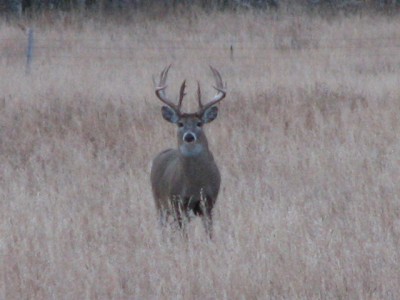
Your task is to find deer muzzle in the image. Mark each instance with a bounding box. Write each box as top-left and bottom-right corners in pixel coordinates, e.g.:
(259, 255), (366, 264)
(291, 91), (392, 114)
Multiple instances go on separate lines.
(183, 132), (196, 143)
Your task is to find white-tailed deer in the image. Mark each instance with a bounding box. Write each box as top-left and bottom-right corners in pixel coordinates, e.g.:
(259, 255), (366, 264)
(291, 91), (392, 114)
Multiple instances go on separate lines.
(151, 66), (226, 237)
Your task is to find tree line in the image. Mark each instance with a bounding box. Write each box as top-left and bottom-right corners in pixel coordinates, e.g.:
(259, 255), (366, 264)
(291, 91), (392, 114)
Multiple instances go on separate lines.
(1, 0), (399, 17)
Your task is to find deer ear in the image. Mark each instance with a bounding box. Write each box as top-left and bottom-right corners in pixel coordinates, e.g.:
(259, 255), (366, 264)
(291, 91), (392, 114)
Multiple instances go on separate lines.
(202, 106), (218, 124)
(161, 106), (179, 123)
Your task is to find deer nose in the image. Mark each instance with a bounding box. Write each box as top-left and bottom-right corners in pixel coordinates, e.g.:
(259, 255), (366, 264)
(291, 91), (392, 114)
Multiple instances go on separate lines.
(183, 132), (196, 143)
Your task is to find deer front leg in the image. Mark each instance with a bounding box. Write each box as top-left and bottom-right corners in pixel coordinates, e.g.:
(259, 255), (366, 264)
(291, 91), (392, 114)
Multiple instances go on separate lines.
(200, 195), (214, 239)
(202, 212), (213, 239)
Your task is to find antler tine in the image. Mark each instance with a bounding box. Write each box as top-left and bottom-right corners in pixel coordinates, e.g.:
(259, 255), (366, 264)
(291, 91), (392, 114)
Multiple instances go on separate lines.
(154, 64), (180, 112)
(156, 64), (170, 88)
(198, 66), (226, 114)
(197, 81), (202, 109)
(178, 80), (186, 111)
(210, 66), (223, 88)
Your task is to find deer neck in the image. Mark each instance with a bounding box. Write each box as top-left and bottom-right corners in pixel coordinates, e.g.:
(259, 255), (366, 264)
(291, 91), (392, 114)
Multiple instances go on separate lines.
(178, 136), (214, 171)
(178, 150), (215, 188)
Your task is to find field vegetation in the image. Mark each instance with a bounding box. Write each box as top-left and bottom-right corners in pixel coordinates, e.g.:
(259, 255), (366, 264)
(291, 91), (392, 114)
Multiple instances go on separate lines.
(0, 8), (399, 299)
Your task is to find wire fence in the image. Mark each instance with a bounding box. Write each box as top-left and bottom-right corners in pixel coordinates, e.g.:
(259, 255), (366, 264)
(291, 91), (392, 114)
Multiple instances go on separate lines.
(2, 29), (400, 73)
(4, 35), (400, 47)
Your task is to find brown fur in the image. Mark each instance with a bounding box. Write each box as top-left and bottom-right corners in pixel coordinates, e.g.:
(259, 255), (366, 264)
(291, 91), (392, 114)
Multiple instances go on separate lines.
(151, 66), (226, 237)
(151, 115), (221, 237)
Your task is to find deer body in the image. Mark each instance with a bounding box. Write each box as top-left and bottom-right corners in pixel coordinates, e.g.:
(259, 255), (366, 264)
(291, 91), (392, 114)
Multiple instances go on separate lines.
(151, 145), (220, 218)
(151, 66), (226, 236)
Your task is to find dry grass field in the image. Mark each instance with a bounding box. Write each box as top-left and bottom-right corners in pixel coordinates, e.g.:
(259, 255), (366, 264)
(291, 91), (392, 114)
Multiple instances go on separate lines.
(0, 9), (399, 299)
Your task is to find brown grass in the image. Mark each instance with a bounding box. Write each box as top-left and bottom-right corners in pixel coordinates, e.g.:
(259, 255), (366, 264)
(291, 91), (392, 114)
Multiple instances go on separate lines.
(0, 10), (399, 299)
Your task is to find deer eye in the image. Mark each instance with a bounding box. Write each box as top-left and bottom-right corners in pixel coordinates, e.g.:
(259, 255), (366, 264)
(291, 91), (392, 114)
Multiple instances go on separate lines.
(196, 121), (203, 127)
(178, 122), (184, 128)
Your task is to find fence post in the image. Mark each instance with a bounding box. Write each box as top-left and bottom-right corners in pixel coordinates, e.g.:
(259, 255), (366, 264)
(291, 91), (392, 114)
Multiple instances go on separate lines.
(26, 28), (34, 75)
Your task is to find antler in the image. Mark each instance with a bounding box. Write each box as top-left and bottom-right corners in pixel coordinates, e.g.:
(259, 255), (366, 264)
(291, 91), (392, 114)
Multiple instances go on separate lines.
(197, 66), (226, 115)
(154, 65), (186, 113)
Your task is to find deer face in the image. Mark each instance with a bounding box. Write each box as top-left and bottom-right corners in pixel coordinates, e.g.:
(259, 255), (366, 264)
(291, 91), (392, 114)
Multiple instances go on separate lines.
(161, 106), (218, 157)
(154, 65), (225, 157)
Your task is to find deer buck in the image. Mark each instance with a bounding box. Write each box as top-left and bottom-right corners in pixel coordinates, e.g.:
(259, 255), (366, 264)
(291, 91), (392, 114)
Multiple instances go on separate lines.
(151, 65), (226, 237)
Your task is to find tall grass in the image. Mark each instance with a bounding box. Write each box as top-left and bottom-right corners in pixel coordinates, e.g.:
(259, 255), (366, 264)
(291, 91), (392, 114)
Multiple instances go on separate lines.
(0, 10), (399, 299)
